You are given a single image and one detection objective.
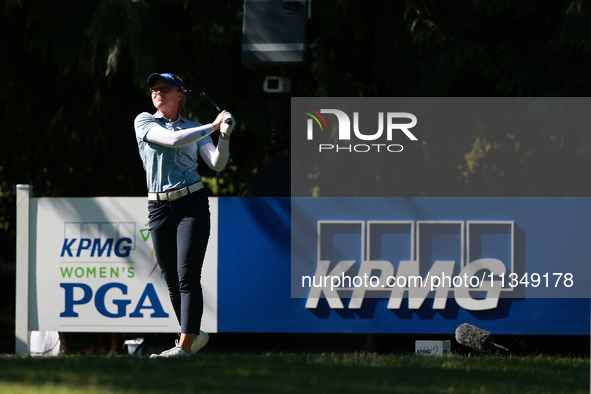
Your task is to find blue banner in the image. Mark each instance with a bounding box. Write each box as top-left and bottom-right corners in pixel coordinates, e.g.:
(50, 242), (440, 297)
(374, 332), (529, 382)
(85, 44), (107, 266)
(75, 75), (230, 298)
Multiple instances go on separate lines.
(217, 197), (590, 335)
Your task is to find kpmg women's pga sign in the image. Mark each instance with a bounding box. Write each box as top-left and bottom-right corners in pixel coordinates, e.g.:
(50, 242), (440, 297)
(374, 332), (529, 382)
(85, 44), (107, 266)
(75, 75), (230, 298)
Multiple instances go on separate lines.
(16, 188), (218, 337)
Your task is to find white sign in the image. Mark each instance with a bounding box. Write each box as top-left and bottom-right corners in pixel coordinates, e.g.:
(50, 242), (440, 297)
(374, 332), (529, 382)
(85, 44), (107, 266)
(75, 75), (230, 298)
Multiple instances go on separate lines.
(33, 197), (218, 333)
(415, 340), (450, 356)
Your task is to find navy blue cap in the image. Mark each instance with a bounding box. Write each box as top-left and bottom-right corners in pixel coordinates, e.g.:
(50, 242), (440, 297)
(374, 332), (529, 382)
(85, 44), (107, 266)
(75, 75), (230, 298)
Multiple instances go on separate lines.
(147, 73), (184, 96)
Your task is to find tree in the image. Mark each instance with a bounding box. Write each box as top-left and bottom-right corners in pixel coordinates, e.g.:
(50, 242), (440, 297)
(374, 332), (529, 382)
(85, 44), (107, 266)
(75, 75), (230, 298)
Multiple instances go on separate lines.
(302, 0), (591, 196)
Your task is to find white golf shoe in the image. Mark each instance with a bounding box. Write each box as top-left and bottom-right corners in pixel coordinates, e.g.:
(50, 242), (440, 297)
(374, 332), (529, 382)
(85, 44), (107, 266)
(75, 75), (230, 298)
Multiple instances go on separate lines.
(150, 340), (190, 358)
(191, 330), (209, 354)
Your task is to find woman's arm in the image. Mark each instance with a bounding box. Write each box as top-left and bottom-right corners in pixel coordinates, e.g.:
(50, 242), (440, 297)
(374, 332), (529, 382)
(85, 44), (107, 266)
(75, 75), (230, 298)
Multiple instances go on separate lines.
(199, 138), (230, 171)
(141, 111), (228, 148)
(145, 123), (215, 148)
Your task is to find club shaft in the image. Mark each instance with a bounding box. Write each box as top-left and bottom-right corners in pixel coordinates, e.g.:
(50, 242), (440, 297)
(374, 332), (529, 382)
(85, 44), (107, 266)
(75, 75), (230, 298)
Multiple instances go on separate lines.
(203, 93), (221, 113)
(187, 89), (221, 112)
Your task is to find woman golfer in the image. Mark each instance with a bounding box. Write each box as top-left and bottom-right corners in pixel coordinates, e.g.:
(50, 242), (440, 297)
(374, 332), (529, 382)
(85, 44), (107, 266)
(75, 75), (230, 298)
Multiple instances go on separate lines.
(134, 73), (234, 357)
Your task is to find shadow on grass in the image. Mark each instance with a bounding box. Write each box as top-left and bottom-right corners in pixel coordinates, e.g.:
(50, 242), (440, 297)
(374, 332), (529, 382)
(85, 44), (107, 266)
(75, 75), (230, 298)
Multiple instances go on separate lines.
(0, 353), (588, 394)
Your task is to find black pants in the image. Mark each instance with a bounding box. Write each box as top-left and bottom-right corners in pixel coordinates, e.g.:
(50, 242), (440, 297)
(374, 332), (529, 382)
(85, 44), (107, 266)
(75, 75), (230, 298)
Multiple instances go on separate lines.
(147, 188), (210, 333)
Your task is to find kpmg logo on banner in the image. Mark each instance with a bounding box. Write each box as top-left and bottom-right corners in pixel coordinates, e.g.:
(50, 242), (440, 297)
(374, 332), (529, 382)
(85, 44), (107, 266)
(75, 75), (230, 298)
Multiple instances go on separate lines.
(302, 107), (418, 153)
(304, 220), (515, 311)
(60, 222), (134, 258)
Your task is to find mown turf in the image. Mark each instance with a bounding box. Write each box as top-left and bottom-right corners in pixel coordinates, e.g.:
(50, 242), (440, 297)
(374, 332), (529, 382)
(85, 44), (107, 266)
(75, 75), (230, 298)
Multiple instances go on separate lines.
(0, 353), (588, 394)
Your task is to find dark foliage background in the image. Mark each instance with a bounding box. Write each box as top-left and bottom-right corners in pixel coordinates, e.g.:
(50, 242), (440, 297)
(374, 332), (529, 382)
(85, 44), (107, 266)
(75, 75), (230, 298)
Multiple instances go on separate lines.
(1, 0), (590, 353)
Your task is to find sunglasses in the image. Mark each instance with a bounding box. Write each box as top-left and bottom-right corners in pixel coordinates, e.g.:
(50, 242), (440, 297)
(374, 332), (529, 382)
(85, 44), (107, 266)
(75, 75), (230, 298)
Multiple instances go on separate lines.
(150, 85), (181, 94)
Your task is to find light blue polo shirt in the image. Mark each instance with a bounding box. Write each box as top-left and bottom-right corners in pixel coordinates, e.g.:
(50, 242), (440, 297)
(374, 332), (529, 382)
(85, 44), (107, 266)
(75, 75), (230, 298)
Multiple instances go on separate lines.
(134, 111), (213, 193)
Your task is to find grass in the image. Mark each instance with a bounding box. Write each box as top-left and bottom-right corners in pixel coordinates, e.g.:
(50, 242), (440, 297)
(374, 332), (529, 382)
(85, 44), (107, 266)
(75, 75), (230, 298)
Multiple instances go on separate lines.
(0, 352), (588, 394)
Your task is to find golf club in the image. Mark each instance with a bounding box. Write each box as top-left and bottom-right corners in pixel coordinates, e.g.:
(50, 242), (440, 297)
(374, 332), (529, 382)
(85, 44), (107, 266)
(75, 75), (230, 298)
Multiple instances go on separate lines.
(186, 89), (233, 126)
